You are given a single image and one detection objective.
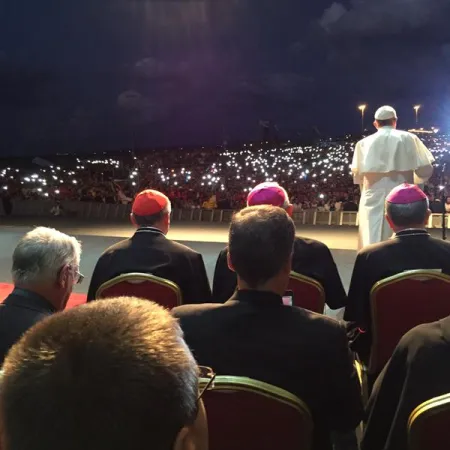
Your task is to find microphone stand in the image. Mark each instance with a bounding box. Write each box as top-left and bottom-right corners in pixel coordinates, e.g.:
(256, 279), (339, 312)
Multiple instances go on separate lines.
(441, 163), (447, 240)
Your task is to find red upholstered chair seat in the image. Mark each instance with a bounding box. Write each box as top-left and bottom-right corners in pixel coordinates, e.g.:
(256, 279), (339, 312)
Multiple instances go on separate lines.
(408, 393), (450, 450)
(288, 271), (325, 313)
(96, 273), (182, 309)
(200, 376), (313, 450)
(369, 270), (450, 374)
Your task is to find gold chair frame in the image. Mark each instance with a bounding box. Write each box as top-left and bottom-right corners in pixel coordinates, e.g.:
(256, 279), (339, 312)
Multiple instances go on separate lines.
(199, 375), (313, 448)
(289, 271), (325, 313)
(95, 272), (182, 306)
(370, 270), (450, 372)
(357, 270), (450, 407)
(408, 393), (450, 450)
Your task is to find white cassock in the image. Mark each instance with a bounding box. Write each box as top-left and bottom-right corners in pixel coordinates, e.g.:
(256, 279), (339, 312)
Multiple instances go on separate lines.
(352, 127), (434, 250)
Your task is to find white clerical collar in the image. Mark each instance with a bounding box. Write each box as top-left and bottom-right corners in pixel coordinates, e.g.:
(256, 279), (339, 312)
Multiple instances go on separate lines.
(394, 228), (429, 238)
(135, 227), (165, 236)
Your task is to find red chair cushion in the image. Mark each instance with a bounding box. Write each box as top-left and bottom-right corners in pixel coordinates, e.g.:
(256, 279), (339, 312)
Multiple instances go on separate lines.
(288, 277), (324, 313)
(371, 277), (450, 372)
(411, 408), (450, 450)
(203, 388), (311, 450)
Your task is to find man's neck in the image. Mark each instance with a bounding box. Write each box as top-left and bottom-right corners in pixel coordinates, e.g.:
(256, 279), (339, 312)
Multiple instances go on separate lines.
(395, 226), (427, 233)
(14, 284), (57, 309)
(237, 282), (285, 297)
(137, 224), (166, 234)
(15, 284), (56, 309)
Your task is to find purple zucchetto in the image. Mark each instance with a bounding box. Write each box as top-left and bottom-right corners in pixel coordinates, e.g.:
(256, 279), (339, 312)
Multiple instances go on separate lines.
(386, 183), (427, 204)
(247, 182), (288, 208)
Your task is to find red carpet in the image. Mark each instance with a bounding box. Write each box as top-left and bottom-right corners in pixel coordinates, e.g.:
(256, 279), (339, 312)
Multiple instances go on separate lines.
(0, 283), (87, 309)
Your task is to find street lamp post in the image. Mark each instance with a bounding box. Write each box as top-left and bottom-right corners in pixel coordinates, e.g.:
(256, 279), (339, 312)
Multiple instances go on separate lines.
(414, 105), (421, 126)
(358, 104), (367, 134)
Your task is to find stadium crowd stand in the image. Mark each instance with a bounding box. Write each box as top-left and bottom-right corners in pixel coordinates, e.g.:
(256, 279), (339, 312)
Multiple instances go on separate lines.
(1, 133), (450, 213)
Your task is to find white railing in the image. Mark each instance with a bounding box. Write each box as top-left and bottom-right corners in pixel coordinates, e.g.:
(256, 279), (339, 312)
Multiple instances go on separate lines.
(428, 213), (449, 228)
(0, 200), (366, 226)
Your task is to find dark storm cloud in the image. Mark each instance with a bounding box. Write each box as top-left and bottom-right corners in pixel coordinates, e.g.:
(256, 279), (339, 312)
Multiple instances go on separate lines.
(234, 73), (314, 103)
(441, 44), (450, 64)
(0, 0), (450, 155)
(263, 73), (314, 100)
(319, 0), (450, 36)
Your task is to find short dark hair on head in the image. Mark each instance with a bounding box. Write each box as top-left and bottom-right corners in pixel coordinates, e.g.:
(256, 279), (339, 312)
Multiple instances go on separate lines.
(229, 205), (295, 287)
(133, 209), (169, 226)
(386, 198), (429, 227)
(0, 298), (198, 450)
(376, 118), (396, 127)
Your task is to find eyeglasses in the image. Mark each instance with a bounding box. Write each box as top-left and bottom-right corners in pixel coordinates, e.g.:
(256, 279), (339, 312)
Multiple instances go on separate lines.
(75, 271), (84, 285)
(63, 266), (84, 285)
(197, 366), (216, 401)
(69, 266), (84, 285)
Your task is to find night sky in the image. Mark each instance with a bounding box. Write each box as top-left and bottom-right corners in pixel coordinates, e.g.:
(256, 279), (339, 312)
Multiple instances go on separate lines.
(1, 0), (450, 155)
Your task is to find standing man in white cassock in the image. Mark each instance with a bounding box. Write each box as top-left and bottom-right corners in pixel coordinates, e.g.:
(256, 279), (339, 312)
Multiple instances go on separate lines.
(352, 105), (434, 250)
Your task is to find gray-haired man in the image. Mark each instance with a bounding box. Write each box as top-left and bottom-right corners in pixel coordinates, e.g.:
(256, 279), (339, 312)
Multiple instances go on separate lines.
(0, 226), (82, 363)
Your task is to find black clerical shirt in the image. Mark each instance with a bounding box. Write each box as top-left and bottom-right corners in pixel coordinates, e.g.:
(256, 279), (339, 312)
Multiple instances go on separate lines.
(173, 289), (362, 450)
(0, 288), (56, 364)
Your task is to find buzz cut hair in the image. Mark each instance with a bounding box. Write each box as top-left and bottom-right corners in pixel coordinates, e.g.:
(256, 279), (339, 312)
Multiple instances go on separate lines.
(229, 205), (295, 287)
(0, 297), (199, 450)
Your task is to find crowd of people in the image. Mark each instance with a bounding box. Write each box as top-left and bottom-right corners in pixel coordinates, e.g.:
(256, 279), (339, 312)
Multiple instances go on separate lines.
(1, 131), (450, 212)
(1, 180), (450, 450)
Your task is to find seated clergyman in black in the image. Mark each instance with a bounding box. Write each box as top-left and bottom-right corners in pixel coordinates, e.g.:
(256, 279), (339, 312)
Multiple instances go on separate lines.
(362, 316), (450, 450)
(87, 189), (211, 303)
(212, 182), (347, 309)
(345, 183), (450, 363)
(173, 205), (362, 450)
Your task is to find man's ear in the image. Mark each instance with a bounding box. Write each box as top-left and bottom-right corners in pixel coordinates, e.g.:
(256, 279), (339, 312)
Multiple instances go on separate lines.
(163, 212), (171, 226)
(285, 204), (294, 217)
(285, 252), (293, 275)
(57, 265), (70, 289)
(173, 426), (191, 450)
(385, 214), (394, 231)
(0, 410), (5, 450)
(173, 401), (208, 450)
(227, 251), (235, 273)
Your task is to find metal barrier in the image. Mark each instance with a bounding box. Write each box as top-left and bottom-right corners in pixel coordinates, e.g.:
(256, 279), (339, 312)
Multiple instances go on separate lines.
(428, 213), (449, 228)
(292, 211), (307, 224)
(311, 210), (359, 226)
(9, 201), (450, 231)
(340, 211), (359, 226)
(0, 200), (365, 227)
(313, 211), (333, 225)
